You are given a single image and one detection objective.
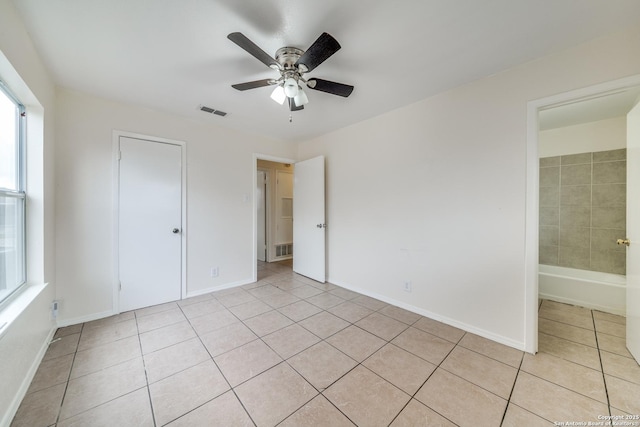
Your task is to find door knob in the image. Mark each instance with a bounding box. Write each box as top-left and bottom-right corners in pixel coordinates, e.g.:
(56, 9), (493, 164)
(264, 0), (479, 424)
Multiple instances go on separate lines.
(172, 228), (180, 234)
(616, 238), (630, 246)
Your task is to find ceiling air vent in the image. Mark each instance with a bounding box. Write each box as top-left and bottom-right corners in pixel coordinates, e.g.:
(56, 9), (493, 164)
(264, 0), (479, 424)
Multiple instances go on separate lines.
(199, 105), (227, 117)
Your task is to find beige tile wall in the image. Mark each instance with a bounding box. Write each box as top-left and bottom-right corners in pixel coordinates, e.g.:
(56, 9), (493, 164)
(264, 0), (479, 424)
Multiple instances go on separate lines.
(539, 149), (626, 274)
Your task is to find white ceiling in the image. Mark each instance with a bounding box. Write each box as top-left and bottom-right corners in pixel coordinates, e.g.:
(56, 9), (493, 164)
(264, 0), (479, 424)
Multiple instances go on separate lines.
(11, 0), (640, 141)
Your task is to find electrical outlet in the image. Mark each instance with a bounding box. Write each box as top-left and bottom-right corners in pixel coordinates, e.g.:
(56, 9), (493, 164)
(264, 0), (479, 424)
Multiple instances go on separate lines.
(403, 281), (412, 292)
(51, 300), (59, 319)
(210, 267), (219, 278)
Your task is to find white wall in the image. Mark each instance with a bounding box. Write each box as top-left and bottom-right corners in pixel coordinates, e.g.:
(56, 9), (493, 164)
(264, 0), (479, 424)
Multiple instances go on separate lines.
(298, 26), (640, 350)
(0, 0), (57, 423)
(539, 116), (626, 157)
(55, 88), (297, 324)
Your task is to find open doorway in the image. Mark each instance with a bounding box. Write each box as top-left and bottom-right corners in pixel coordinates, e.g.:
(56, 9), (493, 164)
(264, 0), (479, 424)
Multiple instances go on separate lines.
(253, 155), (297, 281)
(525, 74), (640, 356)
(537, 89), (640, 312)
(253, 154), (327, 284)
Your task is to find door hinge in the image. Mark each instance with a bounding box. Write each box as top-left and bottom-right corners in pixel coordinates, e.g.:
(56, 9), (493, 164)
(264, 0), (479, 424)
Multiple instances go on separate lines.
(118, 151), (122, 160)
(119, 281), (122, 291)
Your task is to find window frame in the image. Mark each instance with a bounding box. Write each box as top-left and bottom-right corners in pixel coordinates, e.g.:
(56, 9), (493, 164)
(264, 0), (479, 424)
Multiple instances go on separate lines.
(0, 79), (27, 305)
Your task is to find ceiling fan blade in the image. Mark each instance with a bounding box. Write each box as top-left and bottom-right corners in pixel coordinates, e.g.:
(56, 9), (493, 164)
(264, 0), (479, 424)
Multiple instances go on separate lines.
(306, 78), (354, 97)
(231, 79), (276, 91)
(288, 97), (304, 111)
(228, 32), (277, 68)
(295, 33), (341, 72)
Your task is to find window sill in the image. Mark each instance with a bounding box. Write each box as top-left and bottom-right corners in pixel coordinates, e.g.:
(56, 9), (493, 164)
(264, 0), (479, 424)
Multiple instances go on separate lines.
(0, 282), (49, 342)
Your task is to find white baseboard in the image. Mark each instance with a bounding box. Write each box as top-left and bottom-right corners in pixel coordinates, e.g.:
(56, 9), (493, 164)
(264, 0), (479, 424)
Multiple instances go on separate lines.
(57, 278), (257, 326)
(185, 278), (254, 298)
(327, 276), (525, 352)
(56, 309), (117, 328)
(1, 325), (56, 427)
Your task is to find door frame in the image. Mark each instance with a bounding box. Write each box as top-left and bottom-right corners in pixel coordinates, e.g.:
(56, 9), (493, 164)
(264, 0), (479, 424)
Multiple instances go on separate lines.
(256, 168), (268, 262)
(252, 153), (296, 282)
(112, 130), (187, 314)
(524, 74), (640, 354)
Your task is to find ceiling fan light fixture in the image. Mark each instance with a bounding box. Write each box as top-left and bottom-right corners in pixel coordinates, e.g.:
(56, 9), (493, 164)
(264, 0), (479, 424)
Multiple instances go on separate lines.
(283, 77), (299, 98)
(228, 32), (354, 112)
(270, 85), (286, 105)
(294, 87), (309, 107)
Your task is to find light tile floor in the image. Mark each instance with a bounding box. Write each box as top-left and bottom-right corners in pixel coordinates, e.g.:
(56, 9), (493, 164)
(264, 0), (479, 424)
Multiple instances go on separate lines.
(11, 260), (640, 426)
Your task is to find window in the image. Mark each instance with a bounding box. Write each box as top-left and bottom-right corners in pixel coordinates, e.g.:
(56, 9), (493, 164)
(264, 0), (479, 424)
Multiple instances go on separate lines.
(0, 81), (26, 303)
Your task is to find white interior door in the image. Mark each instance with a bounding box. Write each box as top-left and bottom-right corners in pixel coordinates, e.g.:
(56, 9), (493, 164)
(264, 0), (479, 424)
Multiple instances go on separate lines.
(119, 137), (182, 312)
(293, 156), (326, 282)
(257, 170), (267, 262)
(627, 101), (640, 362)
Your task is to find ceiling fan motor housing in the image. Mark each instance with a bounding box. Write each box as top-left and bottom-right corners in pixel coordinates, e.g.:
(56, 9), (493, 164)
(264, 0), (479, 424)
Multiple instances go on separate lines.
(275, 47), (305, 71)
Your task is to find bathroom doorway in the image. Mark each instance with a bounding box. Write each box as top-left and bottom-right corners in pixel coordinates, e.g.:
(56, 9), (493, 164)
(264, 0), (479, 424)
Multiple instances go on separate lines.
(525, 74), (640, 356)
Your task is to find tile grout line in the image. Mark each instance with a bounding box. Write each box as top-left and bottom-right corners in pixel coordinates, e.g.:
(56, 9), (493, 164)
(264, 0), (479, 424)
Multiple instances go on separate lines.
(54, 321), (150, 424)
(386, 332), (466, 427)
(54, 323), (84, 426)
(272, 305), (361, 427)
(254, 296), (423, 426)
(499, 350), (525, 426)
(356, 312), (523, 424)
(239, 300), (322, 426)
(538, 310), (594, 329)
(58, 297), (456, 425)
(134, 311), (159, 427)
(320, 320), (455, 426)
(141, 303), (222, 424)
(176, 296), (260, 427)
(537, 327), (599, 350)
(517, 359), (612, 407)
(34, 273), (631, 426)
(63, 297), (262, 426)
(235, 282), (368, 426)
(592, 309), (613, 418)
(536, 301), (617, 419)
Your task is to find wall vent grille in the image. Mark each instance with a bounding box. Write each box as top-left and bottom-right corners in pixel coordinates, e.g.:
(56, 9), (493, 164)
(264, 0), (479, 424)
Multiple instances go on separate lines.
(199, 105), (227, 116)
(275, 244), (293, 257)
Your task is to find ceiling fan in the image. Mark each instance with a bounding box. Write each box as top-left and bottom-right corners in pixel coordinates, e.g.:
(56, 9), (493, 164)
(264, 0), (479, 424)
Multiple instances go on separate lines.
(228, 32), (354, 111)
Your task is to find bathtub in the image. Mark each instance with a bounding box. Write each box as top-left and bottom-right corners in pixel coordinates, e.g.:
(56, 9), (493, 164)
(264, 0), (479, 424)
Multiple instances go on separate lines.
(538, 265), (626, 316)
